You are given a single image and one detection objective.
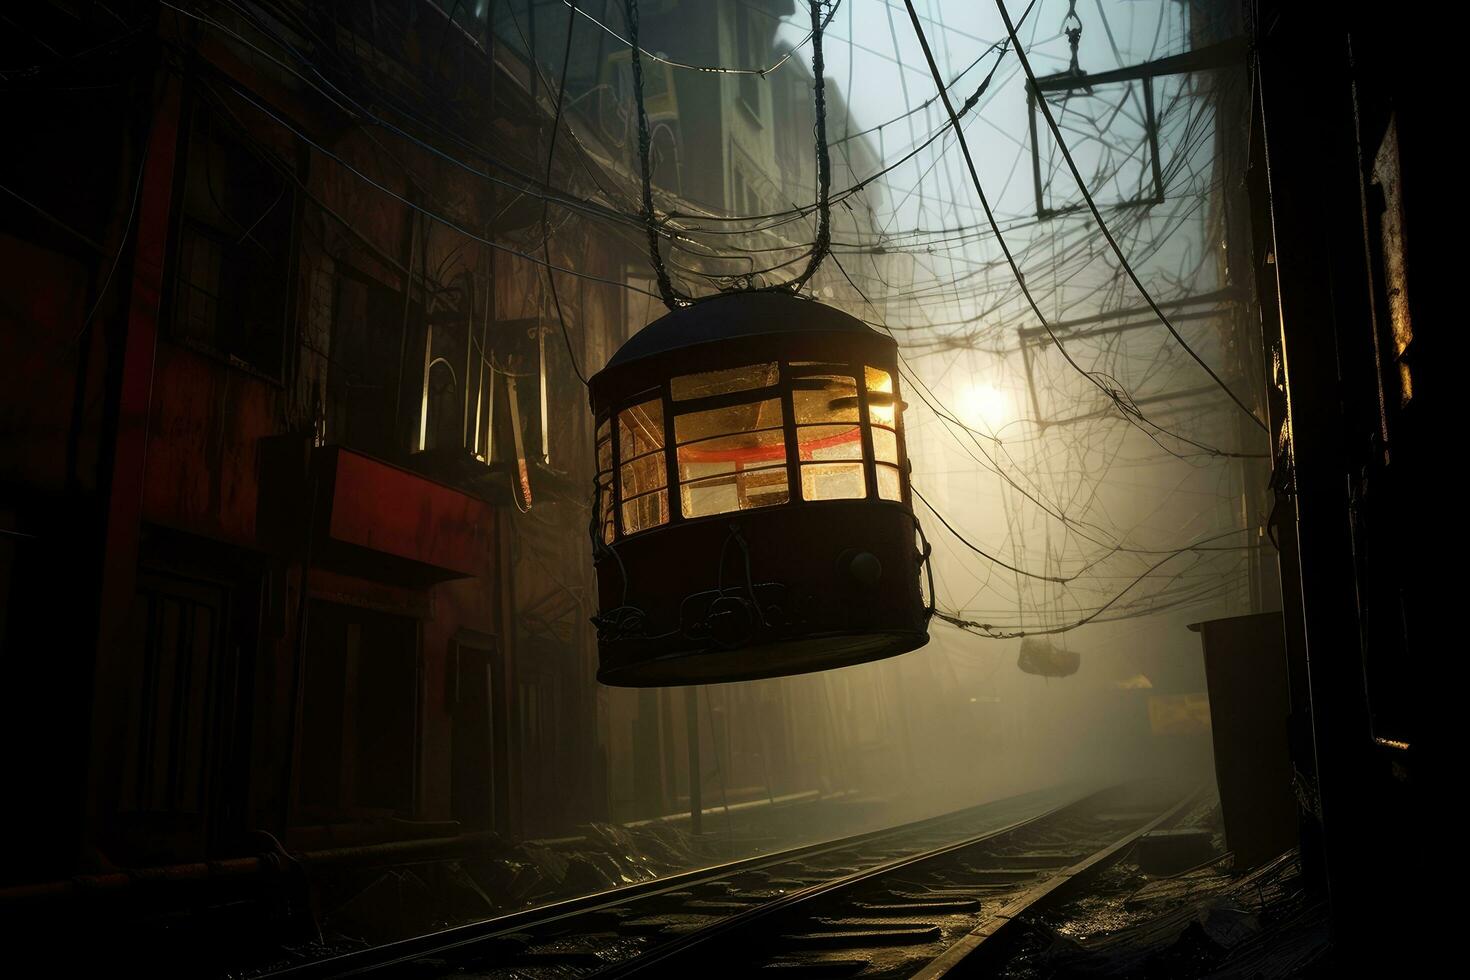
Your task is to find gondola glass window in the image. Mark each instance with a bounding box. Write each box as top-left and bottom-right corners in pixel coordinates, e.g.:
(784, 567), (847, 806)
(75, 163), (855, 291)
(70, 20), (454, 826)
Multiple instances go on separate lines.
(596, 418), (615, 545)
(867, 366), (904, 502)
(605, 358), (910, 539)
(618, 398), (668, 535)
(674, 361), (789, 519)
(792, 365), (866, 502)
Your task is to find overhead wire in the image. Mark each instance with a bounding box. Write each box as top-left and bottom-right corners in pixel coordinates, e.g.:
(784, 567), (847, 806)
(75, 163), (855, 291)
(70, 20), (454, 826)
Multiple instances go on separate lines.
(541, 0), (590, 384)
(993, 0), (1268, 434)
(897, 0), (1258, 463)
(133, 0), (1261, 635)
(561, 0), (837, 76)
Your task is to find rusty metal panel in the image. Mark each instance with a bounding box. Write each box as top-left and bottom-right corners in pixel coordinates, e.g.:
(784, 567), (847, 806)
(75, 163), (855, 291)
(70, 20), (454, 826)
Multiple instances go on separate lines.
(321, 447), (494, 579)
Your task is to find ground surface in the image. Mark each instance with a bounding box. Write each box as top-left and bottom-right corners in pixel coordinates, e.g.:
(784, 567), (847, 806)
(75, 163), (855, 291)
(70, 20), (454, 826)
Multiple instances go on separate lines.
(991, 799), (1331, 979)
(252, 785), (1077, 976)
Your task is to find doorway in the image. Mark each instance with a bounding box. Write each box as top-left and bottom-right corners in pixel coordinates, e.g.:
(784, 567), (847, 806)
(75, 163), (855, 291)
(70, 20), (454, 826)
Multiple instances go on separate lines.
(450, 631), (509, 834)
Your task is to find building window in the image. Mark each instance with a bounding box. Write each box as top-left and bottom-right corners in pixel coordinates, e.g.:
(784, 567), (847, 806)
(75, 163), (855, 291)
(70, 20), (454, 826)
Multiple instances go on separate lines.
(326, 265), (420, 459)
(298, 601), (418, 819)
(418, 271), (477, 454)
(735, 4), (762, 118)
(172, 106), (294, 378)
(730, 144), (770, 216)
(732, 167), (765, 217)
(118, 574), (226, 821)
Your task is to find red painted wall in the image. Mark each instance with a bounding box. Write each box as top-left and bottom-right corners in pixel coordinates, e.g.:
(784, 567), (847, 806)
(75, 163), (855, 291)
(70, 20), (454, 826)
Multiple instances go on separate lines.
(141, 343), (274, 547)
(324, 448), (495, 579)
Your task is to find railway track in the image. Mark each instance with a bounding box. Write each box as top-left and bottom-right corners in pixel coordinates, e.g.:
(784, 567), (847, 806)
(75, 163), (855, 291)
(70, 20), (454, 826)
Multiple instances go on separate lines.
(268, 782), (1193, 979)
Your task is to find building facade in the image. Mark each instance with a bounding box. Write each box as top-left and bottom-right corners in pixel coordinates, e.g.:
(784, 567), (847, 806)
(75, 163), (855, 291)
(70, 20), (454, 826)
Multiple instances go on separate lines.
(0, 0), (913, 937)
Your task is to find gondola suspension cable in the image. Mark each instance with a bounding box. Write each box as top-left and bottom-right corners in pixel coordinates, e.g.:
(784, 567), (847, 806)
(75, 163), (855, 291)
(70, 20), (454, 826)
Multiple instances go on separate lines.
(781, 0), (834, 295)
(627, 0), (836, 302)
(625, 0), (685, 309)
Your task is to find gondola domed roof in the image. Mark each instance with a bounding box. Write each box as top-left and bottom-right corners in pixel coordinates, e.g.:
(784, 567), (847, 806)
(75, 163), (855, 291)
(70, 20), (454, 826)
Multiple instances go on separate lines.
(601, 291), (882, 372)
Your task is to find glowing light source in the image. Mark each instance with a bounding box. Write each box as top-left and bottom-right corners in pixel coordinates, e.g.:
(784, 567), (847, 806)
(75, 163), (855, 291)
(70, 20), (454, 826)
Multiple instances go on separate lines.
(956, 382), (1014, 431)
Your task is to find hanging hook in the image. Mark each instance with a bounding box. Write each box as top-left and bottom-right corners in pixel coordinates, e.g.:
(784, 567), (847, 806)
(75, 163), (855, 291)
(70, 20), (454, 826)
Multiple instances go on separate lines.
(1063, 0), (1084, 73)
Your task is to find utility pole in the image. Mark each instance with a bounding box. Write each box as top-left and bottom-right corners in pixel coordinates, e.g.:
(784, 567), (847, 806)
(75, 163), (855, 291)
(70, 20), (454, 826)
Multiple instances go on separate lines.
(685, 686), (702, 834)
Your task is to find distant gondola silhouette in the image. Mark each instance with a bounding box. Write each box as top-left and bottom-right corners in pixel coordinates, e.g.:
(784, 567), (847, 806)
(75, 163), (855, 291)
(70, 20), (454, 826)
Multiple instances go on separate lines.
(1017, 635), (1080, 678)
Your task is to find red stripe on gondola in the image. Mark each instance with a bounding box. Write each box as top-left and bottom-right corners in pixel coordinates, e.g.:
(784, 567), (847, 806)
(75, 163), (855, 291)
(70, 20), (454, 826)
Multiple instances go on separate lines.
(679, 426), (862, 463)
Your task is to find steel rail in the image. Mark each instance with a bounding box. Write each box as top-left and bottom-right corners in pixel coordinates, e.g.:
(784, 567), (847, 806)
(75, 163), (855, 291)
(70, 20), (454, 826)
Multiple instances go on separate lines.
(591, 783), (1193, 978)
(913, 790), (1201, 978)
(263, 785), (1088, 978)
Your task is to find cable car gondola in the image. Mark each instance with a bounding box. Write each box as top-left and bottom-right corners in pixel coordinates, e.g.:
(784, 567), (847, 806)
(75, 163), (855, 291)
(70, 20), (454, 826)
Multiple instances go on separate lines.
(588, 291), (932, 686)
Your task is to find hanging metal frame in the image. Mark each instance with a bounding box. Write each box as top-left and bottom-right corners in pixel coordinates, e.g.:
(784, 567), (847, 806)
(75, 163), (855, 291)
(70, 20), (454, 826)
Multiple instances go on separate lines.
(1028, 36), (1247, 220)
